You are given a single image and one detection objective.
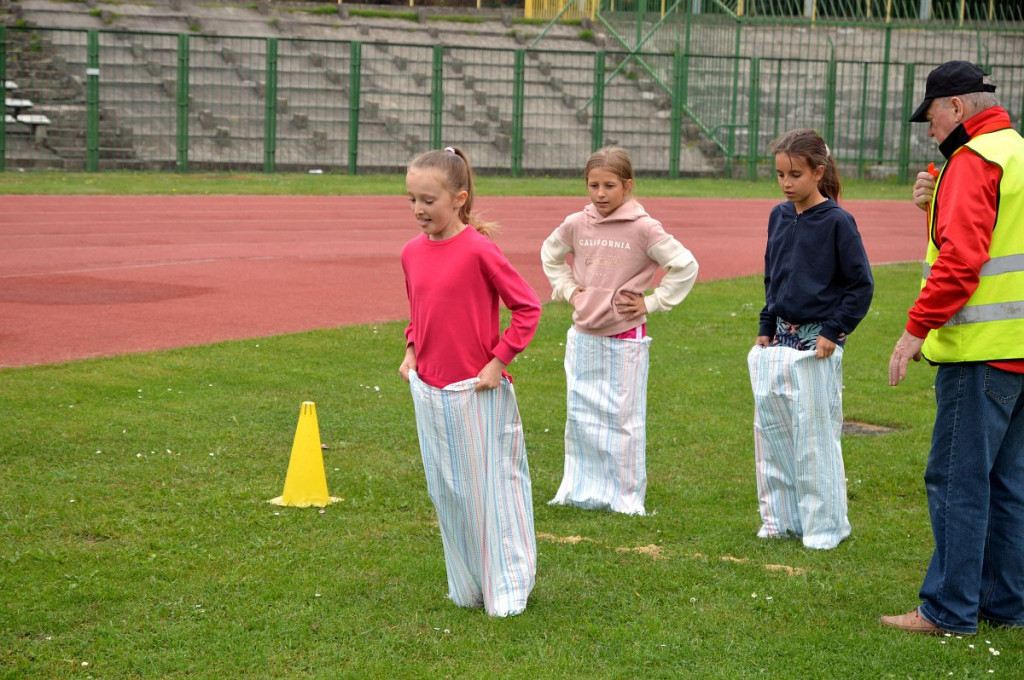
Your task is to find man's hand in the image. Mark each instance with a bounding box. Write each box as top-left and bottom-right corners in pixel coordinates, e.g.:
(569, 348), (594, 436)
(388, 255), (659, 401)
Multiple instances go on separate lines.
(888, 330), (925, 386)
(913, 170), (937, 213)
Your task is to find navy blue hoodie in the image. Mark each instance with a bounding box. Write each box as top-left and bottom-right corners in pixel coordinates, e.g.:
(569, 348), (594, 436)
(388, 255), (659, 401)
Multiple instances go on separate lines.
(758, 199), (874, 343)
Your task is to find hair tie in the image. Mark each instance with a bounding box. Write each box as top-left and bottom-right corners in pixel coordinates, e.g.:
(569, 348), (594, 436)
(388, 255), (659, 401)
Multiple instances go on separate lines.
(824, 143), (831, 158)
(444, 147), (456, 154)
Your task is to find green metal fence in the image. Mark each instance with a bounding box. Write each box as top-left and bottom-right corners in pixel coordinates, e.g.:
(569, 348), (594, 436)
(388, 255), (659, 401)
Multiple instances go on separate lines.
(597, 0), (1024, 178)
(2, 11), (1022, 178)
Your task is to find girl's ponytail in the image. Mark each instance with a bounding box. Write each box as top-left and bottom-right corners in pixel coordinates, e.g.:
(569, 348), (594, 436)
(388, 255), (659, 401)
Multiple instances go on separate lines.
(818, 154), (841, 203)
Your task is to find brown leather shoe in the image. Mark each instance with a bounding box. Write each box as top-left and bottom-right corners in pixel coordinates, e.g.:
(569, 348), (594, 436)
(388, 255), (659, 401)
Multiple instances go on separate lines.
(879, 609), (947, 635)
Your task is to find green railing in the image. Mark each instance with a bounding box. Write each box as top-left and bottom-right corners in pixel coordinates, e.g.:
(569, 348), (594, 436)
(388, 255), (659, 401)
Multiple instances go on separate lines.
(2, 13), (1022, 178)
(597, 0), (1024, 179)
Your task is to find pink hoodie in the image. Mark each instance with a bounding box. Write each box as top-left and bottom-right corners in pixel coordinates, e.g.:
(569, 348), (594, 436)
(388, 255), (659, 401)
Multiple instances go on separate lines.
(541, 200), (698, 336)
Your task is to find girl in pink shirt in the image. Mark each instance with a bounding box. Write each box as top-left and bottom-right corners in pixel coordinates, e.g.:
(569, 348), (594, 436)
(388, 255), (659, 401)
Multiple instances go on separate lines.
(399, 146), (541, 616)
(541, 147), (699, 515)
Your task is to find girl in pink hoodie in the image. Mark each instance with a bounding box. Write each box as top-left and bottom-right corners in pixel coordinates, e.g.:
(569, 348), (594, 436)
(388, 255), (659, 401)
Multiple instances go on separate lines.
(541, 147), (699, 515)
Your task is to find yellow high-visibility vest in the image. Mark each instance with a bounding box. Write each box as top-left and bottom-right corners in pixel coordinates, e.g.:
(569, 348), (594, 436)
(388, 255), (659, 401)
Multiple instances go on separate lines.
(922, 127), (1024, 363)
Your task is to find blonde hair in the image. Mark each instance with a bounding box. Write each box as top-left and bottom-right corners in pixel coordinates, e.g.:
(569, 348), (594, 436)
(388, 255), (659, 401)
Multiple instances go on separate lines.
(584, 146), (635, 194)
(407, 146), (498, 237)
(772, 129), (842, 202)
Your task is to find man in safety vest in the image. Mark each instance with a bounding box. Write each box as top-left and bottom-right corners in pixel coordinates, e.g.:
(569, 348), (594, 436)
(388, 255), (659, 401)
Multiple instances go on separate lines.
(883, 60), (1024, 636)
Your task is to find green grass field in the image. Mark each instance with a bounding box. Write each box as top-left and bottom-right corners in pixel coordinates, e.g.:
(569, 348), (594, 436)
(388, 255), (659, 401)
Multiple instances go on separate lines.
(0, 170), (911, 200)
(1, 174), (1018, 679)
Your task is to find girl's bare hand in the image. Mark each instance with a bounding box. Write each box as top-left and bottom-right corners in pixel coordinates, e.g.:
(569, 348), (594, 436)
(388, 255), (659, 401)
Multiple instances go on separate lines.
(399, 347), (417, 382)
(475, 357), (506, 392)
(614, 291), (646, 320)
(815, 335), (837, 359)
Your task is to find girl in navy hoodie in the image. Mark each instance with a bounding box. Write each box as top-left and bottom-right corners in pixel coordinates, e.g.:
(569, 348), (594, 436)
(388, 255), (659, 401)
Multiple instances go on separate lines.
(748, 129), (874, 549)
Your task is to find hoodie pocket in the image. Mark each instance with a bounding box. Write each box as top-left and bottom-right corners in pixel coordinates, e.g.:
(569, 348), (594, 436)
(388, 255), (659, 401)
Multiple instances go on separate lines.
(572, 287), (620, 331)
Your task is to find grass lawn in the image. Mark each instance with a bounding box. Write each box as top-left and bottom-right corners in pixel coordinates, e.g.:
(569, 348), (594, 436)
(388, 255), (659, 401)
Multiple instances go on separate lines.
(1, 260), (1019, 678)
(0, 170), (912, 200)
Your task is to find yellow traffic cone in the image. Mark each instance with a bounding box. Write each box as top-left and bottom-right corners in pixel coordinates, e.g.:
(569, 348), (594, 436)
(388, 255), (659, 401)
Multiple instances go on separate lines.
(269, 402), (341, 508)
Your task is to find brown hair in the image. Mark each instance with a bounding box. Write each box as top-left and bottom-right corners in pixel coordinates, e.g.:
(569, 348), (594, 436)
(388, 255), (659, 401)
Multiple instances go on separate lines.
(407, 146), (498, 237)
(772, 129), (842, 202)
(584, 146), (635, 193)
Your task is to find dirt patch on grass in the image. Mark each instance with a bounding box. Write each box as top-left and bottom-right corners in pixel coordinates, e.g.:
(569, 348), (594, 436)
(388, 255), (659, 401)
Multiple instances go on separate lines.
(844, 421), (898, 435)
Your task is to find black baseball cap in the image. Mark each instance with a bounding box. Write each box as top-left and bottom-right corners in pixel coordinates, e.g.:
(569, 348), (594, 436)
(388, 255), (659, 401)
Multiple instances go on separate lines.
(909, 60), (997, 123)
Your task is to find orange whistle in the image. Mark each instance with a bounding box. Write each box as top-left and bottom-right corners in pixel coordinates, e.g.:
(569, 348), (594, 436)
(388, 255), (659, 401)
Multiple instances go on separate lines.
(927, 162), (939, 178)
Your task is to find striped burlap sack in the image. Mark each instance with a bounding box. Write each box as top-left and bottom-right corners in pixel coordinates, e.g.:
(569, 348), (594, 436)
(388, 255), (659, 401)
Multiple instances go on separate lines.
(747, 345), (850, 550)
(408, 371), (536, 617)
(549, 326), (652, 516)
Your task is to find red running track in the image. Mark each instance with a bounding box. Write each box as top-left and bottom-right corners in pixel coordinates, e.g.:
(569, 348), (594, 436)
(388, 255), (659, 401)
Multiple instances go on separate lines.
(0, 195), (923, 368)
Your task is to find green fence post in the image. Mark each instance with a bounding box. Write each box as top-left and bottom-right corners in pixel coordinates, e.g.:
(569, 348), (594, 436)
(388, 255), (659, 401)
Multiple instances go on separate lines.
(857, 60), (869, 178)
(430, 45), (443, 150)
(0, 26), (7, 171)
(669, 49), (684, 179)
(824, 54), (837, 149)
(591, 51), (606, 153)
(898, 62), (916, 184)
(347, 41), (362, 175)
(635, 0), (643, 50)
(680, 15), (690, 112)
(725, 21), (743, 178)
(511, 49), (525, 177)
(263, 38), (278, 173)
(772, 60), (782, 142)
(86, 30), (100, 172)
(877, 25), (892, 163)
(176, 34), (189, 173)
(1019, 83), (1024, 136)
(747, 57), (760, 182)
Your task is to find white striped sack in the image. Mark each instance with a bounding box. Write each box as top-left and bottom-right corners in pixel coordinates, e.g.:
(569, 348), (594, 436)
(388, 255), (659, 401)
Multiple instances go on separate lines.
(408, 371), (537, 617)
(747, 345), (850, 550)
(549, 326), (652, 516)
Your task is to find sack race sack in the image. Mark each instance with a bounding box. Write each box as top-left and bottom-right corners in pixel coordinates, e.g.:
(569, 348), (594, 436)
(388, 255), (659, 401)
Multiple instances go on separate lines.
(550, 326), (652, 516)
(408, 371), (536, 616)
(747, 345), (850, 550)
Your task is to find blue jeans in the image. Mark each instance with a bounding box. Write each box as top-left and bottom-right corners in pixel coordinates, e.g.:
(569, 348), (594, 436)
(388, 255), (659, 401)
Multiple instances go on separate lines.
(918, 362), (1024, 634)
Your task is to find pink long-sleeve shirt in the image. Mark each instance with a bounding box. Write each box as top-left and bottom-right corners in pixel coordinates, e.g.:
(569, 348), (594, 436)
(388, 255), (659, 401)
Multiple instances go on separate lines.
(402, 226), (542, 388)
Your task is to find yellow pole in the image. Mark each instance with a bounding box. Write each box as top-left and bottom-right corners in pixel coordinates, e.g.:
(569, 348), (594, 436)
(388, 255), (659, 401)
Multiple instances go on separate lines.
(737, 0), (744, 17)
